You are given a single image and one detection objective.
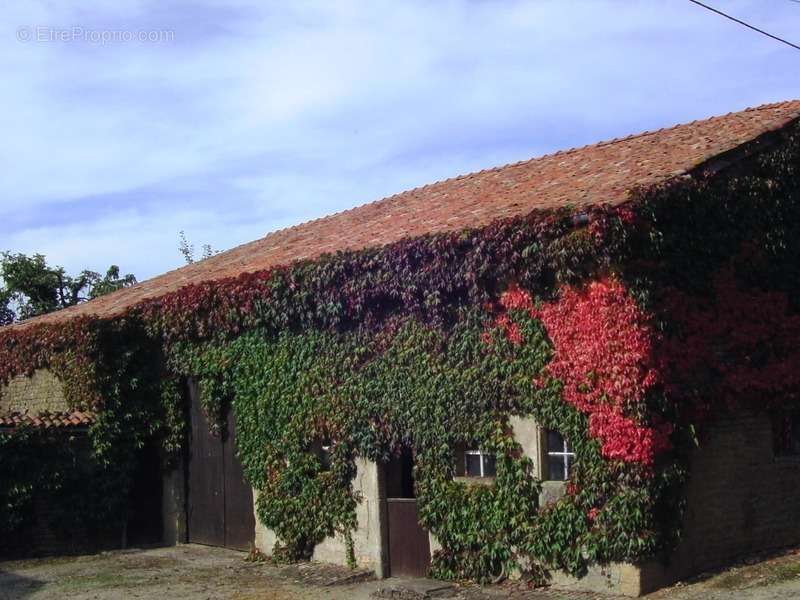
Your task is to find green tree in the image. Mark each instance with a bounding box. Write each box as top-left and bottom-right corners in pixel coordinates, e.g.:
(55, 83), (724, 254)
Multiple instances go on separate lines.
(0, 252), (136, 323)
(0, 288), (13, 326)
(88, 265), (138, 300)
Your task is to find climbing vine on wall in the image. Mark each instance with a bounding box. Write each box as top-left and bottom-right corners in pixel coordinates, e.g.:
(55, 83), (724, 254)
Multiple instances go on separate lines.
(167, 308), (684, 580)
(0, 319), (182, 553)
(0, 122), (798, 577)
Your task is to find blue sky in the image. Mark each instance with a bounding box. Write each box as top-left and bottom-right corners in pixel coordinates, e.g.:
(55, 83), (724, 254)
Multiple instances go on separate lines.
(1, 1), (798, 280)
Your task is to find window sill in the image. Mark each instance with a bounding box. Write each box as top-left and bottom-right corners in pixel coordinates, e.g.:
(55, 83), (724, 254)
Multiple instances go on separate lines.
(541, 480), (568, 489)
(454, 476), (496, 487)
(539, 480), (567, 505)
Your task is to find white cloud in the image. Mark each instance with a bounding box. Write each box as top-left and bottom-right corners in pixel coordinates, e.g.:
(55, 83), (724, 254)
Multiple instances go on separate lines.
(0, 0), (797, 279)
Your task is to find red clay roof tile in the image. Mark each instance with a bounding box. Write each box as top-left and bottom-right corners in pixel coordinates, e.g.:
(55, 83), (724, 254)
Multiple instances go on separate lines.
(0, 410), (95, 429)
(11, 99), (800, 328)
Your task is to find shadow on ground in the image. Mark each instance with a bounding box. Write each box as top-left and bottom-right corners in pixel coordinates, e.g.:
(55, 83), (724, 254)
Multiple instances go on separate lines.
(0, 569), (46, 600)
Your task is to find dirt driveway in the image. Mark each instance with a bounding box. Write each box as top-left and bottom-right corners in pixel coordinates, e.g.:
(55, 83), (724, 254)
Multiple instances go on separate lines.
(2, 544), (800, 600)
(0, 545), (317, 600)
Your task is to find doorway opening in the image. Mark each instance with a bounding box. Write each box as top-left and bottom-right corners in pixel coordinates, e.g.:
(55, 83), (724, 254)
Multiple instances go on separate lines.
(383, 447), (431, 577)
(126, 440), (164, 547)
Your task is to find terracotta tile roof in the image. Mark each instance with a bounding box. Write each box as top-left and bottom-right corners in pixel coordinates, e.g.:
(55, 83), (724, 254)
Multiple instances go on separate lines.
(0, 410), (95, 429)
(12, 99), (800, 328)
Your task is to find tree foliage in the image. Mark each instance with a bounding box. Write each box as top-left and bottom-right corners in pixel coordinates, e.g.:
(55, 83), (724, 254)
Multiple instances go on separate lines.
(0, 253), (136, 322)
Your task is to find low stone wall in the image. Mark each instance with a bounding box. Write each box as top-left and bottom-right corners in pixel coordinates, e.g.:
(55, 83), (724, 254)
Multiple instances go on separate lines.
(548, 563), (646, 597)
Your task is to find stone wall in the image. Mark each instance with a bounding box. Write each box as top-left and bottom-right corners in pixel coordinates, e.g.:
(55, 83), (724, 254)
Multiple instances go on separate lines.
(0, 370), (67, 414)
(550, 412), (800, 596)
(311, 459), (386, 575)
(510, 417), (638, 593)
(0, 434), (121, 560)
(509, 416), (566, 505)
(638, 412), (800, 593)
(251, 413), (800, 596)
(253, 458), (386, 576)
(253, 490), (277, 554)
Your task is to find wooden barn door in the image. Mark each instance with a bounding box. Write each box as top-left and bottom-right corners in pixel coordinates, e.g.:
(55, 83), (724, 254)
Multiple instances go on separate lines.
(187, 380), (255, 550)
(384, 448), (431, 577)
(221, 404), (255, 549)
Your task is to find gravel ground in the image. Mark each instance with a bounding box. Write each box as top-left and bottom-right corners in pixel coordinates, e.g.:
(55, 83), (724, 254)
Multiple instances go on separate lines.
(2, 544), (800, 600)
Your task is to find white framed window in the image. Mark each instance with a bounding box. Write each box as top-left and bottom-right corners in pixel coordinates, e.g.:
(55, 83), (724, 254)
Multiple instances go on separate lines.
(464, 449), (496, 478)
(545, 430), (575, 481)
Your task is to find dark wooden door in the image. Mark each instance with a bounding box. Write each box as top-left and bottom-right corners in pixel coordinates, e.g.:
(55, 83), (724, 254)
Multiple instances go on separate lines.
(387, 499), (431, 577)
(187, 380), (225, 546)
(222, 403), (256, 550)
(385, 449), (431, 577)
(187, 380), (255, 550)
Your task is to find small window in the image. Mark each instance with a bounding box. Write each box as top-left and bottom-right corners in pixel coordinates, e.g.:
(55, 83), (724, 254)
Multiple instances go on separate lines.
(310, 438), (333, 471)
(773, 411), (800, 457)
(545, 430), (575, 481)
(464, 449), (496, 478)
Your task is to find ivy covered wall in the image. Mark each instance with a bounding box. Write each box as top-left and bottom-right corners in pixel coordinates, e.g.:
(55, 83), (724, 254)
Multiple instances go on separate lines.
(0, 123), (798, 578)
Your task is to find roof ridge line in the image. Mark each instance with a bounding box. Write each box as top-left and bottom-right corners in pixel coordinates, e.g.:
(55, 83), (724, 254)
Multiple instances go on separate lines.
(239, 99), (800, 237)
(7, 98), (800, 327)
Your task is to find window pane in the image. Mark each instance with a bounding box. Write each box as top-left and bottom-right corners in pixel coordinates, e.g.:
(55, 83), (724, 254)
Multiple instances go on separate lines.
(319, 447), (332, 471)
(548, 456), (567, 481)
(454, 447), (465, 476)
(312, 438), (333, 471)
(385, 448), (416, 498)
(465, 453), (482, 477)
(547, 430), (566, 453)
(482, 454), (496, 477)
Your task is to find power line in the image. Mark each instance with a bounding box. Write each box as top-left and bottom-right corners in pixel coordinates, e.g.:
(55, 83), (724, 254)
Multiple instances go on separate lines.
(688, 0), (800, 52)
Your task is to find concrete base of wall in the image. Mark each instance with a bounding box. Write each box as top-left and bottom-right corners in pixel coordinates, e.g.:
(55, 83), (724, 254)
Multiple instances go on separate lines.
(548, 563), (646, 597)
(549, 557), (751, 597)
(253, 489), (278, 553)
(548, 561), (695, 597)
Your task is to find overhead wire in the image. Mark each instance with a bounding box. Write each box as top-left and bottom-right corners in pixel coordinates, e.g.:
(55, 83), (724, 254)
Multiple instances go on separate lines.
(687, 0), (800, 52)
